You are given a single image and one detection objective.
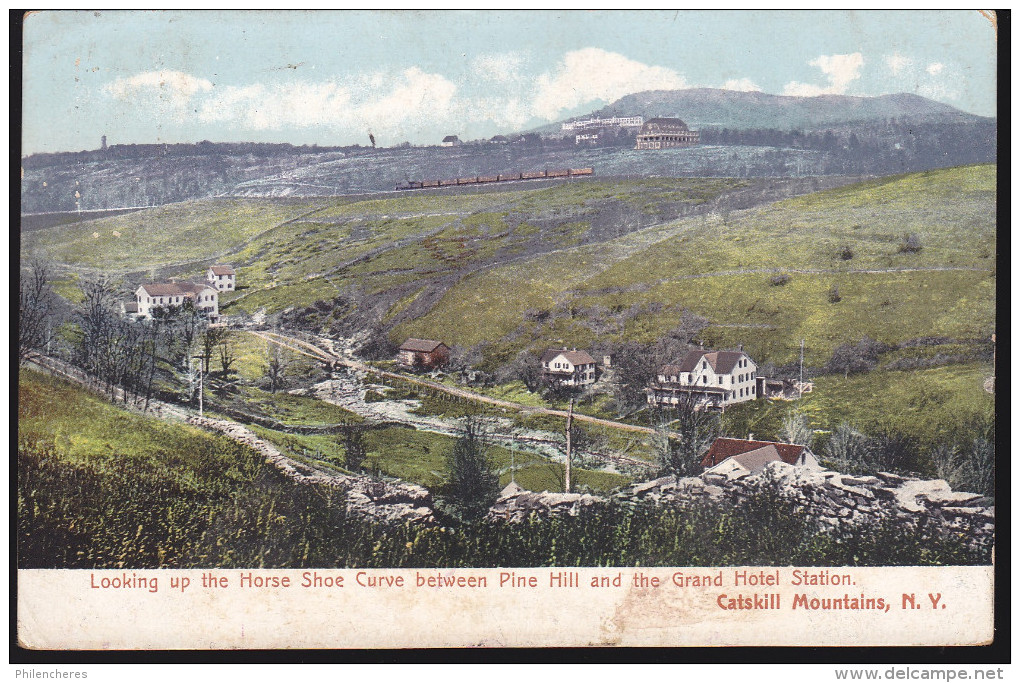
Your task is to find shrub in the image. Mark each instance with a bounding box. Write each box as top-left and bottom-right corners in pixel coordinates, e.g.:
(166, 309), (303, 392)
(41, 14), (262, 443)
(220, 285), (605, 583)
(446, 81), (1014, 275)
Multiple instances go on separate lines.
(898, 233), (923, 254)
(823, 336), (888, 377)
(837, 244), (854, 261)
(827, 283), (842, 303)
(769, 274), (791, 287)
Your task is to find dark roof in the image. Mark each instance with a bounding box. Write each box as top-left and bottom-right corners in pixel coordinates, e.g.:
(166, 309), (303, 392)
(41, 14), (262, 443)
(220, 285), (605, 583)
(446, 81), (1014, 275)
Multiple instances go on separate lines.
(640, 118), (690, 134)
(442, 135), (460, 142)
(541, 348), (596, 365)
(672, 349), (749, 374)
(701, 438), (807, 469)
(399, 338), (448, 353)
(209, 265), (235, 276)
(123, 302), (139, 313)
(139, 282), (213, 297)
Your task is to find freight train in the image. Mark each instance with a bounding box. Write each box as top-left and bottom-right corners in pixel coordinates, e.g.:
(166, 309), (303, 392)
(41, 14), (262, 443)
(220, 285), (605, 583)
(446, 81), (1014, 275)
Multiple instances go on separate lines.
(395, 167), (593, 191)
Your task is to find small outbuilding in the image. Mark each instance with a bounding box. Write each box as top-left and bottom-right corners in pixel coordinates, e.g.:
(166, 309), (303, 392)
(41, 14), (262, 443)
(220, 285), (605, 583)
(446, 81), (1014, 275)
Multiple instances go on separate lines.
(206, 264), (236, 291)
(398, 338), (451, 370)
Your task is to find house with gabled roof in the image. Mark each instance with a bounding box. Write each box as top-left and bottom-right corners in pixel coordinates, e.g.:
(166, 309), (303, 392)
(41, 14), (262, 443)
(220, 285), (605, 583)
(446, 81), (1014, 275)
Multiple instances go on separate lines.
(206, 264), (236, 291)
(540, 348), (597, 387)
(703, 444), (786, 478)
(398, 338), (451, 370)
(700, 437), (819, 472)
(647, 348), (758, 410)
(441, 135), (462, 147)
(131, 282), (220, 322)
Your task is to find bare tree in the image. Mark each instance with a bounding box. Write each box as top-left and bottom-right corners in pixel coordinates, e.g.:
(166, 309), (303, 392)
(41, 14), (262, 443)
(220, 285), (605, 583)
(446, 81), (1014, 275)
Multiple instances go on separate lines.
(19, 260), (56, 361)
(199, 326), (229, 375)
(653, 395), (719, 478)
(217, 336), (236, 381)
(264, 341), (290, 394)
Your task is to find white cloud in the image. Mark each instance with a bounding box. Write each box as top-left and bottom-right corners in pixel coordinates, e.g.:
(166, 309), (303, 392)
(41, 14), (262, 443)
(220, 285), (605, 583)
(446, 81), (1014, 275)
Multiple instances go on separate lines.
(721, 78), (762, 92)
(472, 52), (525, 83)
(783, 52), (864, 97)
(110, 67), (458, 138)
(104, 70), (213, 112)
(926, 62), (945, 76)
(530, 48), (687, 120)
(884, 53), (912, 76)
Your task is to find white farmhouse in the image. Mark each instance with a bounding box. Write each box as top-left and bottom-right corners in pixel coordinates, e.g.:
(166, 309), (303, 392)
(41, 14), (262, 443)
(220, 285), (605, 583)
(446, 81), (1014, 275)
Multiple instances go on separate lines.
(647, 348), (757, 410)
(206, 265), (236, 291)
(541, 348), (598, 387)
(132, 282), (220, 322)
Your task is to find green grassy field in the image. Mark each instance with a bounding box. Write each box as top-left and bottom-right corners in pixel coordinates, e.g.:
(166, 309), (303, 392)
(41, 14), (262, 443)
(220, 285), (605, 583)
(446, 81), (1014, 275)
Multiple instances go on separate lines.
(720, 361), (994, 450)
(397, 165), (995, 366)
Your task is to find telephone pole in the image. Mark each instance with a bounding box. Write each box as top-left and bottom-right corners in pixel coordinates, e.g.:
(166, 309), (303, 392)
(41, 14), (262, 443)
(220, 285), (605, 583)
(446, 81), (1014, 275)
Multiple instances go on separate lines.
(799, 339), (805, 399)
(564, 398), (574, 493)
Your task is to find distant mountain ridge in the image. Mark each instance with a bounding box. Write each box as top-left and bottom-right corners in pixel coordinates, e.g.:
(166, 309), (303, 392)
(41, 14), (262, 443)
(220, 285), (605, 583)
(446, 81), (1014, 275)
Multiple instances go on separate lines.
(537, 88), (989, 134)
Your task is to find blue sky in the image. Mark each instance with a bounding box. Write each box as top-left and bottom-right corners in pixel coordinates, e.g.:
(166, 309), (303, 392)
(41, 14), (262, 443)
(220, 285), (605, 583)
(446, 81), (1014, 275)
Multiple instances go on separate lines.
(21, 10), (998, 154)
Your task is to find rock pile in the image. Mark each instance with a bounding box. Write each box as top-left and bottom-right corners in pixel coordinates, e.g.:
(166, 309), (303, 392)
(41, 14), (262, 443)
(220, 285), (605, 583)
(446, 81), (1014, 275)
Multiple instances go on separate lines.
(486, 483), (606, 523)
(188, 415), (434, 525)
(618, 461), (993, 547)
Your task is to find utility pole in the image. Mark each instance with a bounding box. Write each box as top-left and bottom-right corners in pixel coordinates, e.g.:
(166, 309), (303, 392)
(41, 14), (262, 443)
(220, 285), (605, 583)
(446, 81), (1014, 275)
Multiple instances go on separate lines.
(799, 339), (805, 400)
(510, 443), (516, 484)
(198, 360), (204, 417)
(564, 398), (574, 493)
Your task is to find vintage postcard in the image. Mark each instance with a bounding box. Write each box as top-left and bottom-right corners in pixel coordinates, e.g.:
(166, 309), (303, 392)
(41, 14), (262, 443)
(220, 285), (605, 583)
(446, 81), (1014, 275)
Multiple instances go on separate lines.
(17, 10), (999, 651)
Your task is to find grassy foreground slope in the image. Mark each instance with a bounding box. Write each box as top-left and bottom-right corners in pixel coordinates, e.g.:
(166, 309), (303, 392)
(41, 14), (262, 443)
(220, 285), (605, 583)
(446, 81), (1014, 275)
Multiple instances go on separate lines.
(18, 369), (988, 568)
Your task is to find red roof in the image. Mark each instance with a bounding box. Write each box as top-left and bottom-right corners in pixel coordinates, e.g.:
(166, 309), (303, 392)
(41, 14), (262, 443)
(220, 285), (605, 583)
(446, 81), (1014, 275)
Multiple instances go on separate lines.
(209, 265), (235, 276)
(399, 338), (448, 353)
(700, 437), (807, 469)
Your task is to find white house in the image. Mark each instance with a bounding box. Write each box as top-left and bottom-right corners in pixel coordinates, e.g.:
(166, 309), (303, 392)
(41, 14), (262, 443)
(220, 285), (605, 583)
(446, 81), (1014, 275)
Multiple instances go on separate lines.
(441, 135), (462, 147)
(647, 348), (758, 410)
(132, 282), (220, 322)
(700, 437), (820, 473)
(206, 265), (236, 291)
(540, 348), (597, 387)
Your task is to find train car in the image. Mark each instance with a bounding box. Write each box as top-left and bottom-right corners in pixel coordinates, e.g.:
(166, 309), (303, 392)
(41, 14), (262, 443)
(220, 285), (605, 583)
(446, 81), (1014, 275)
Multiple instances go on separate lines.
(457, 177), (479, 185)
(498, 173), (522, 182)
(410, 181), (424, 189)
(568, 168), (594, 176)
(547, 169), (569, 178)
(521, 170), (546, 179)
(478, 175), (499, 183)
(439, 178), (458, 186)
(422, 179), (440, 188)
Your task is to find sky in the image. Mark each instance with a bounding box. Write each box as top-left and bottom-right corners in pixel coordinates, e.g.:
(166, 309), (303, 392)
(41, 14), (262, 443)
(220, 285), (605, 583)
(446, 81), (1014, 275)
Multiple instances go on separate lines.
(20, 10), (999, 155)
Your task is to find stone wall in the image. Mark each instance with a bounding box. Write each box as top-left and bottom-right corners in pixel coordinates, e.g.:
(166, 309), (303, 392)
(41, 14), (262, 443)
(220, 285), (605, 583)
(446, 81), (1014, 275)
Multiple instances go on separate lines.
(483, 462), (993, 551)
(618, 462), (994, 548)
